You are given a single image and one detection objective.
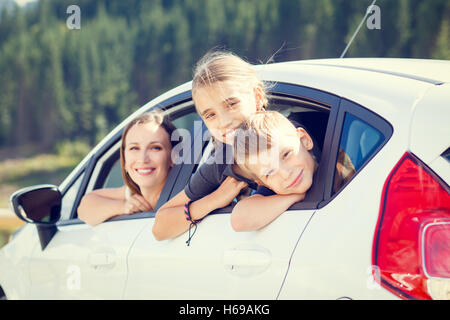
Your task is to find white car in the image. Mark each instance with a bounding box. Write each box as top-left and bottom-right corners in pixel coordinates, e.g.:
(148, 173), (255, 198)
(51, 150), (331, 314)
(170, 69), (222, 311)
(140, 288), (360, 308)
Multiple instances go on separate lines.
(0, 58), (449, 300)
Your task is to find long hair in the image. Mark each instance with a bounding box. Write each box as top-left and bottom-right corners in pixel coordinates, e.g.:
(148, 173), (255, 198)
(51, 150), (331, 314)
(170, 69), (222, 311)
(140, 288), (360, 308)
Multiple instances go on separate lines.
(192, 50), (270, 109)
(120, 110), (177, 196)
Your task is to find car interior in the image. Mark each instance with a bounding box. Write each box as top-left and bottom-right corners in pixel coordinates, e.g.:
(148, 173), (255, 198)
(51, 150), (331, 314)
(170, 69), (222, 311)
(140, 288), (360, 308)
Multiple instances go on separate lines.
(72, 93), (332, 221)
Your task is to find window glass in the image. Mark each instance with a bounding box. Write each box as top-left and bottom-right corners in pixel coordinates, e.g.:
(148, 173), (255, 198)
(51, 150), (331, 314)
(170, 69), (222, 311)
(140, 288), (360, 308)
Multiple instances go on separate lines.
(87, 107), (198, 202)
(61, 171), (85, 220)
(171, 112), (198, 133)
(333, 113), (384, 194)
(103, 160), (123, 189)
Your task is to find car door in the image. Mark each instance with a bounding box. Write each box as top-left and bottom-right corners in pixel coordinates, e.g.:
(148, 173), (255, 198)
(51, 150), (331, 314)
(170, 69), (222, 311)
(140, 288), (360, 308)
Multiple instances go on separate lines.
(27, 92), (198, 299)
(27, 144), (152, 299)
(123, 84), (340, 299)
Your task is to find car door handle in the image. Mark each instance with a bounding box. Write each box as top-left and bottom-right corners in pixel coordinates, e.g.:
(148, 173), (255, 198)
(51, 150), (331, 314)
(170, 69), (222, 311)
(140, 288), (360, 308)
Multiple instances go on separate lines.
(223, 249), (271, 268)
(88, 252), (115, 267)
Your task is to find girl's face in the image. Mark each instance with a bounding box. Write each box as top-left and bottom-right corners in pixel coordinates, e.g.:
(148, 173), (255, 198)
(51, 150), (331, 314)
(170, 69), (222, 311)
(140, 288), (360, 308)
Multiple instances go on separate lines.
(124, 123), (172, 192)
(194, 80), (263, 144)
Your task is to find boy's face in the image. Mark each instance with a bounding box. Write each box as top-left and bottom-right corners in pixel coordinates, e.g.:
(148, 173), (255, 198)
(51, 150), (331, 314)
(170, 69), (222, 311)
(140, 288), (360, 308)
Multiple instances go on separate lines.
(245, 126), (317, 195)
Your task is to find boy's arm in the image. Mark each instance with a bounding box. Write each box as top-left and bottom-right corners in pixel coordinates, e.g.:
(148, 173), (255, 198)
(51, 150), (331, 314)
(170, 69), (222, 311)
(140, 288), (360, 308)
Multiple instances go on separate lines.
(230, 193), (305, 232)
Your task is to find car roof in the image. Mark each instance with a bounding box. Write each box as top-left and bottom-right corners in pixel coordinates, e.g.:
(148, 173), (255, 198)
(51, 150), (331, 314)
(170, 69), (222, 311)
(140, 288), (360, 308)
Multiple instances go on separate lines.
(288, 58), (450, 84)
(252, 58), (450, 121)
(155, 58), (450, 107)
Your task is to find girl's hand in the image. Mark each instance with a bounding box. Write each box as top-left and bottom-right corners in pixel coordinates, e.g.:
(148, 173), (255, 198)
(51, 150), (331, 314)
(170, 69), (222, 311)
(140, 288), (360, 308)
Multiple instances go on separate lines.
(212, 176), (248, 208)
(123, 194), (152, 214)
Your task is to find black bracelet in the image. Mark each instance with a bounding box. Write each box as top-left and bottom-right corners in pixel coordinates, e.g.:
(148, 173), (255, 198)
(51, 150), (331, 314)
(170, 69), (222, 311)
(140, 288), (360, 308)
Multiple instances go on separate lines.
(184, 200), (202, 246)
(184, 200), (203, 224)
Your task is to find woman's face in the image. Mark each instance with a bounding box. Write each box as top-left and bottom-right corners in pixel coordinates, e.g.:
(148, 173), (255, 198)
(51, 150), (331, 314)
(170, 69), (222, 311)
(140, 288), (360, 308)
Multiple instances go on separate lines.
(194, 80), (263, 144)
(124, 123), (172, 192)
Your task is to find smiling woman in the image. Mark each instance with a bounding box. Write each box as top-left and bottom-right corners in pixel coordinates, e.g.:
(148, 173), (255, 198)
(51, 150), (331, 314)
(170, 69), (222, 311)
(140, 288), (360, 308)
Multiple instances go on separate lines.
(77, 111), (177, 226)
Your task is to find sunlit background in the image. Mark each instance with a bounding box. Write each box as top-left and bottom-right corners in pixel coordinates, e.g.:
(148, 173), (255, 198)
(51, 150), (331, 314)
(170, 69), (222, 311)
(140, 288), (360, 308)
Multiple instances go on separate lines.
(0, 0), (449, 247)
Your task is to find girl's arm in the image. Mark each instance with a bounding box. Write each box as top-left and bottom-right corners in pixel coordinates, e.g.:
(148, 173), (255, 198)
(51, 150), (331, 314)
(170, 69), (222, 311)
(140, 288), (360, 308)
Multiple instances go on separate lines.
(77, 186), (151, 226)
(230, 193), (305, 232)
(153, 177), (247, 241)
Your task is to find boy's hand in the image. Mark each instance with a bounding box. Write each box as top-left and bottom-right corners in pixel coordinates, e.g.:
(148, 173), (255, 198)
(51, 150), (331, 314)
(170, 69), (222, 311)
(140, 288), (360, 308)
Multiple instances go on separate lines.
(123, 194), (152, 214)
(213, 176), (248, 208)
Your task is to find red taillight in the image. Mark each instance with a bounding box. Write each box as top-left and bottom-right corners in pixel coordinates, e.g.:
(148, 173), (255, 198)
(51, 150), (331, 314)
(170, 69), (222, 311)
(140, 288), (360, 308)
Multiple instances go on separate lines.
(422, 222), (450, 278)
(373, 152), (450, 300)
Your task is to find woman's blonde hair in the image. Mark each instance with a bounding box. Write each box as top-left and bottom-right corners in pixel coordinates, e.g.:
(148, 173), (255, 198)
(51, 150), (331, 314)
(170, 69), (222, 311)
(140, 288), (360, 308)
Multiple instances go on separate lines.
(192, 50), (270, 108)
(120, 110), (176, 196)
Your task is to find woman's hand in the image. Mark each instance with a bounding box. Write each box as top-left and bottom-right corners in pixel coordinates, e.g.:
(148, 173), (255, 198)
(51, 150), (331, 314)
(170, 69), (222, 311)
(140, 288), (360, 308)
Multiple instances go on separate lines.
(212, 176), (248, 209)
(123, 194), (152, 214)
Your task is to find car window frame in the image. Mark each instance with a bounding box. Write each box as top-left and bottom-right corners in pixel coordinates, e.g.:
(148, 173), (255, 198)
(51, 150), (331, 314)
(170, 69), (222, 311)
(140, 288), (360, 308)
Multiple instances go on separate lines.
(57, 83), (395, 226)
(318, 98), (394, 208)
(57, 90), (199, 226)
(58, 169), (86, 220)
(203, 82), (341, 216)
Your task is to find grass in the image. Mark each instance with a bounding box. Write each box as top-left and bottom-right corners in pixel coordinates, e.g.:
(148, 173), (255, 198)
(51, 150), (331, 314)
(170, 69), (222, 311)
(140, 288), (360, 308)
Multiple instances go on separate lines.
(0, 154), (79, 208)
(0, 140), (91, 208)
(0, 140), (91, 249)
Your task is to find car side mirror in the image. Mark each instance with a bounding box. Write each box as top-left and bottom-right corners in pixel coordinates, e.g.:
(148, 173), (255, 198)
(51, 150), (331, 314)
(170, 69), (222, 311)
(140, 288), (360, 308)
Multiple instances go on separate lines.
(10, 184), (62, 225)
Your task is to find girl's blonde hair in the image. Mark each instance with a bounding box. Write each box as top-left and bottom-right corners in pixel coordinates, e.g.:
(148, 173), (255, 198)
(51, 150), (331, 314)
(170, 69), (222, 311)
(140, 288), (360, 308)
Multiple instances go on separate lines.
(120, 110), (176, 196)
(192, 50), (270, 108)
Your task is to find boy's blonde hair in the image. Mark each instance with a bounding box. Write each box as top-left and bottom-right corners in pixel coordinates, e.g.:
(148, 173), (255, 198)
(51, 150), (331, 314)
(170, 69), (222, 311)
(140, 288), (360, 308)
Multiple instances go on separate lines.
(192, 50), (270, 108)
(233, 111), (295, 173)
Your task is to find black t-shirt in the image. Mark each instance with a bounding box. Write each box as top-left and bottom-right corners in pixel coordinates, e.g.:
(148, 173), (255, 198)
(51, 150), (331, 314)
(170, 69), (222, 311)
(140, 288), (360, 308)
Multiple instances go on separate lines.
(184, 117), (321, 201)
(184, 143), (258, 201)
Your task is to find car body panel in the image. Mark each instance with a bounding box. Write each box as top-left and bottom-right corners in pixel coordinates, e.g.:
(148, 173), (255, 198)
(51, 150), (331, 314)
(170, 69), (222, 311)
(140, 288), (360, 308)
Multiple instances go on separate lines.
(430, 157), (450, 187)
(124, 210), (315, 299)
(277, 138), (405, 299)
(26, 219), (148, 299)
(295, 58), (450, 83)
(0, 224), (37, 299)
(409, 83), (450, 165)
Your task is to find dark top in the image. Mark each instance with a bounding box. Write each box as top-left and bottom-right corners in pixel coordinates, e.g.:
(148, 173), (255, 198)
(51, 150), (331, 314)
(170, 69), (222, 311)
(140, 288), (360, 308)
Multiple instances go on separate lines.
(184, 143), (258, 201)
(184, 116), (321, 201)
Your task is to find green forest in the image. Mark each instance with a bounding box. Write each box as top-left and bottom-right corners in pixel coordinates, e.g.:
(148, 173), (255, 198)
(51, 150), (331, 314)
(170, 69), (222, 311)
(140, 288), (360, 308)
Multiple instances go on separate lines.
(1, 0), (449, 155)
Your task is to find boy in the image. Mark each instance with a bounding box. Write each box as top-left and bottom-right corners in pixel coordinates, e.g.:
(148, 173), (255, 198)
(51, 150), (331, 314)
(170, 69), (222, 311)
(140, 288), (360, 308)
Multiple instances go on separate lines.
(231, 111), (319, 231)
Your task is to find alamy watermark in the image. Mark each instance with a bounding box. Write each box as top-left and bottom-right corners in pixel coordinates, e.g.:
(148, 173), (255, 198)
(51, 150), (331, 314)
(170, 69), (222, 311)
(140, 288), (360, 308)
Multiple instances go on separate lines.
(366, 4), (381, 30)
(169, 121), (281, 169)
(66, 264), (81, 291)
(66, 5), (81, 30)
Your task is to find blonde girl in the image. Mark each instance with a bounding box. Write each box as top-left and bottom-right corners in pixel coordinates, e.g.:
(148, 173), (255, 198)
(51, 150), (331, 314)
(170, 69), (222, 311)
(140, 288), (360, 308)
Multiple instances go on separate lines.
(152, 50), (272, 240)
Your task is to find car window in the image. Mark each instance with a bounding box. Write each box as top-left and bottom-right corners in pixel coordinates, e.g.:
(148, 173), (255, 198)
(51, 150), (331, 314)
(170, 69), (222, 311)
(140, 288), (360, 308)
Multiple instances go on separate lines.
(61, 171), (85, 220)
(192, 93), (333, 214)
(103, 159), (123, 189)
(171, 112), (198, 133)
(75, 104), (198, 221)
(333, 112), (384, 194)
